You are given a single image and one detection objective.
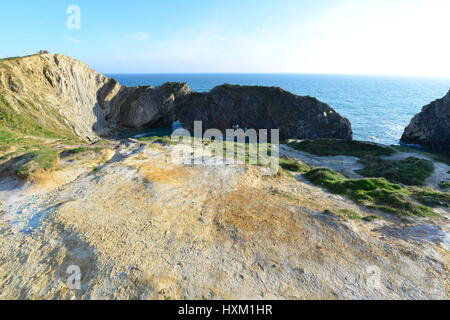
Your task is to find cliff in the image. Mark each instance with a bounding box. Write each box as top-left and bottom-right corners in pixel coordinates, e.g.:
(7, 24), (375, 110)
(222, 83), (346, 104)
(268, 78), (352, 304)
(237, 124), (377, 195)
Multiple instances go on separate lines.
(0, 54), (449, 300)
(176, 84), (352, 140)
(0, 54), (351, 142)
(401, 90), (450, 156)
(0, 54), (190, 141)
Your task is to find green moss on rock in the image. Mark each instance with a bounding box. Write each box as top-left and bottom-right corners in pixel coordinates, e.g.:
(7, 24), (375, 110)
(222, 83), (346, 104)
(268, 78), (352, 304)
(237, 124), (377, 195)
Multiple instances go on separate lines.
(410, 187), (450, 208)
(288, 139), (396, 158)
(0, 147), (60, 179)
(303, 167), (434, 217)
(439, 181), (450, 189)
(357, 156), (435, 186)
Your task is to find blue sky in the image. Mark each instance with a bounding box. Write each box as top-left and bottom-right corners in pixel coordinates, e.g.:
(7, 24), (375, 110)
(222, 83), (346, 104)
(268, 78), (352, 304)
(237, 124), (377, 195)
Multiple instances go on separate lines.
(1, 0), (449, 77)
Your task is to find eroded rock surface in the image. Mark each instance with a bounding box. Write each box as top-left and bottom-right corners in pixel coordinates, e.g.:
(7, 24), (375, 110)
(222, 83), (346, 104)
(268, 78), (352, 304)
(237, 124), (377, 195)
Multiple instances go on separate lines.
(0, 142), (448, 299)
(401, 90), (450, 156)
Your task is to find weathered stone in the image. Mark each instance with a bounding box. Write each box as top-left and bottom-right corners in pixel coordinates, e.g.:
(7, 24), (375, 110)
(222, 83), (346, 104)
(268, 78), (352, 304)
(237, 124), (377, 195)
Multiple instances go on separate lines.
(401, 90), (450, 156)
(176, 84), (353, 140)
(0, 54), (191, 141)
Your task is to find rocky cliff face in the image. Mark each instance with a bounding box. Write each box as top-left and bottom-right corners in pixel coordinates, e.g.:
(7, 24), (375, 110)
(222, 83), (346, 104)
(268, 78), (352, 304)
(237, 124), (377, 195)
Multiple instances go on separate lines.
(176, 84), (353, 140)
(0, 54), (111, 141)
(401, 90), (450, 155)
(0, 54), (190, 141)
(0, 54), (352, 142)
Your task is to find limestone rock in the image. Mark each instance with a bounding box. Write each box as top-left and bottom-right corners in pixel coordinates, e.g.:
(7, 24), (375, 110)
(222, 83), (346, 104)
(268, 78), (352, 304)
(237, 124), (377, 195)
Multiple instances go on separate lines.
(176, 84), (353, 140)
(401, 90), (450, 155)
(110, 82), (191, 130)
(0, 54), (352, 143)
(0, 54), (191, 141)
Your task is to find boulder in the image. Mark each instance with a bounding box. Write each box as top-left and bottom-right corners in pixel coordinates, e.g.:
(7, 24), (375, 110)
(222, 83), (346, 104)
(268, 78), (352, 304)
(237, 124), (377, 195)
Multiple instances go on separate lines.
(401, 90), (450, 155)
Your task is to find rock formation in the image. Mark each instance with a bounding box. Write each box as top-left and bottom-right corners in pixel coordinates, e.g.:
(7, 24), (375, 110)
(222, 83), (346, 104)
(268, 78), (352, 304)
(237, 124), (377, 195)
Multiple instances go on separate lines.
(176, 84), (353, 140)
(401, 90), (450, 155)
(0, 54), (449, 300)
(0, 53), (352, 142)
(0, 54), (190, 141)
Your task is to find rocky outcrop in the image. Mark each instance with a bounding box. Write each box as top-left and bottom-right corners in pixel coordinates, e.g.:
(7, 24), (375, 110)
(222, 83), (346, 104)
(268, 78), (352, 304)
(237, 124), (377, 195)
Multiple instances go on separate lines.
(401, 90), (450, 155)
(0, 54), (351, 142)
(176, 84), (353, 140)
(0, 54), (190, 141)
(102, 82), (190, 130)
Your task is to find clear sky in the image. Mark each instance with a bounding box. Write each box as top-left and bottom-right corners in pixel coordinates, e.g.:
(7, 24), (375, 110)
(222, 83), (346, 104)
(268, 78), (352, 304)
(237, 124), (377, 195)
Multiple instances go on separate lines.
(1, 0), (449, 77)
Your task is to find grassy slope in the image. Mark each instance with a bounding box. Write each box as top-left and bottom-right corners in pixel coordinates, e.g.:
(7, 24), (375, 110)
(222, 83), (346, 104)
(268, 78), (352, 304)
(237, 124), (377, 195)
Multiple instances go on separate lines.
(357, 156), (435, 186)
(392, 145), (450, 166)
(303, 167), (449, 217)
(0, 66), (81, 177)
(287, 139), (396, 158)
(285, 139), (449, 217)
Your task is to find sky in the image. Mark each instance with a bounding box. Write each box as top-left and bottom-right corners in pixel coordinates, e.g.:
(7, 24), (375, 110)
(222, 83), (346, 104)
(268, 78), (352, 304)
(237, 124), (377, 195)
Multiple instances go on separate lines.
(1, 0), (449, 77)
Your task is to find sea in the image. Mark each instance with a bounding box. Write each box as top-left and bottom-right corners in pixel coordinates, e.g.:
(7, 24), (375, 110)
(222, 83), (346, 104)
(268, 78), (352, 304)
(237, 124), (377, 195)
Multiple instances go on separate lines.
(107, 73), (450, 146)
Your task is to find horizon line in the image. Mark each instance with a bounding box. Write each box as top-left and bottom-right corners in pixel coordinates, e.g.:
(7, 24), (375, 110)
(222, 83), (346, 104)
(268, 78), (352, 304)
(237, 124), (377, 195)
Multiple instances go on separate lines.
(104, 72), (450, 80)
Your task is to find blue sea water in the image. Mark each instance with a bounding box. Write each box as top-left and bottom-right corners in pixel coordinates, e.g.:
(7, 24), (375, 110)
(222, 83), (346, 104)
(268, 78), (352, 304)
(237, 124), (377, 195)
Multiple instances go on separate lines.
(108, 73), (450, 146)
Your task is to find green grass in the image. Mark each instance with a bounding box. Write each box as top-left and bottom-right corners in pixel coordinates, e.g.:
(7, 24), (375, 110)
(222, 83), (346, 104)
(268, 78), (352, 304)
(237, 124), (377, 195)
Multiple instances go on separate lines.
(0, 94), (81, 158)
(137, 135), (179, 145)
(64, 147), (107, 156)
(439, 181), (450, 189)
(391, 145), (450, 165)
(410, 188), (450, 208)
(0, 94), (58, 138)
(220, 141), (275, 166)
(303, 167), (435, 217)
(339, 209), (362, 220)
(279, 156), (310, 173)
(357, 156), (435, 186)
(326, 209), (379, 222)
(288, 139), (396, 158)
(0, 93), (80, 152)
(65, 147), (91, 155)
(5, 148), (60, 178)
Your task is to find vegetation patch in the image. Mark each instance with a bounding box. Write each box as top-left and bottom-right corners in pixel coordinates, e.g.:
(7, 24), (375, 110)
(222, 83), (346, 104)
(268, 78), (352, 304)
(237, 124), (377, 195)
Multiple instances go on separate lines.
(279, 156), (310, 173)
(357, 156), (435, 186)
(337, 209), (380, 222)
(409, 187), (450, 208)
(288, 139), (396, 158)
(137, 135), (178, 146)
(0, 148), (60, 179)
(391, 145), (450, 165)
(0, 94), (58, 138)
(339, 209), (362, 220)
(269, 188), (297, 201)
(62, 147), (107, 156)
(0, 93), (80, 152)
(439, 181), (450, 190)
(303, 167), (434, 217)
